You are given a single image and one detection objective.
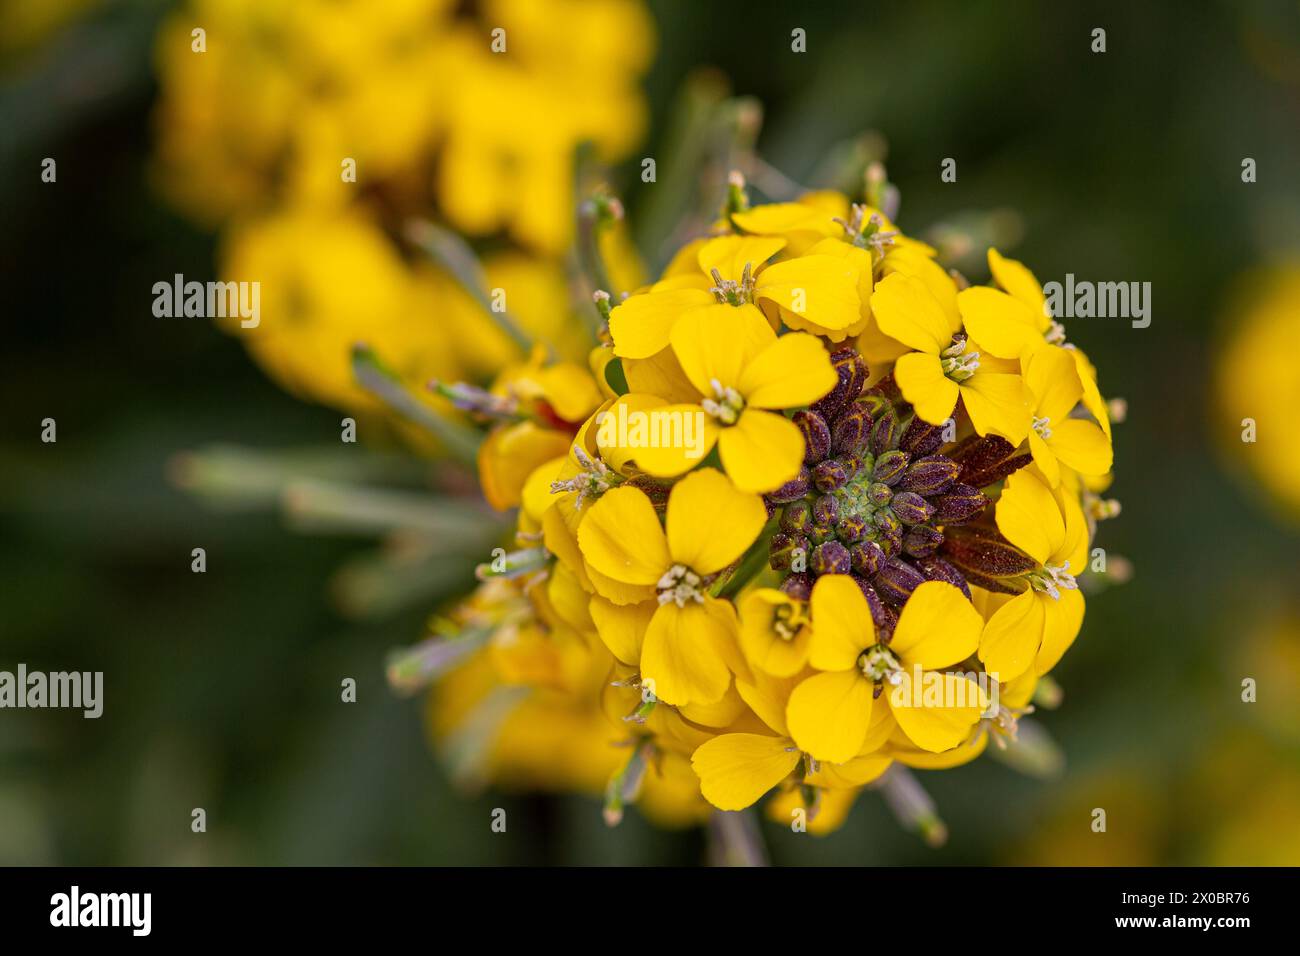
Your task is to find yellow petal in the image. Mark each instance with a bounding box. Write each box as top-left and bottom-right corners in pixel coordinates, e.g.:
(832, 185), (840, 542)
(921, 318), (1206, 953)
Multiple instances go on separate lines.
(887, 670), (985, 752)
(891, 581), (983, 670)
(977, 589), (1043, 682)
(960, 371), (1031, 445)
(736, 332), (837, 410)
(665, 467), (768, 573)
(577, 485), (670, 585)
(735, 668), (803, 736)
(894, 352), (961, 425)
(1048, 418), (1113, 476)
(594, 394), (667, 473)
(697, 234), (787, 282)
(588, 595), (655, 666)
(808, 573), (873, 670)
(622, 347), (702, 405)
(641, 600), (735, 706)
(738, 589), (811, 678)
(613, 403), (720, 479)
(1022, 343), (1083, 421)
(957, 286), (1043, 359)
(786, 669), (874, 764)
(755, 254), (862, 332)
(532, 362), (605, 422)
(1028, 429), (1062, 488)
(609, 287), (713, 359)
(988, 248), (1047, 319)
(871, 272), (952, 354)
(730, 202), (835, 237)
(669, 303), (774, 395)
(718, 409), (806, 493)
(1035, 587), (1085, 675)
(996, 469), (1064, 565)
(692, 733), (802, 811)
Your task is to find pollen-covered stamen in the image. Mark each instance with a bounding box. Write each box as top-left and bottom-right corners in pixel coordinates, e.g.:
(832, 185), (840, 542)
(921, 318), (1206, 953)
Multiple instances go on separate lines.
(1032, 415), (1053, 440)
(709, 262), (756, 306)
(1025, 561), (1079, 600)
(701, 378), (746, 425)
(1045, 320), (1067, 345)
(940, 336), (981, 382)
(857, 644), (903, 684)
(772, 602), (809, 641)
(986, 701), (1034, 749)
(832, 205), (898, 258)
(550, 444), (619, 510)
(657, 563), (706, 607)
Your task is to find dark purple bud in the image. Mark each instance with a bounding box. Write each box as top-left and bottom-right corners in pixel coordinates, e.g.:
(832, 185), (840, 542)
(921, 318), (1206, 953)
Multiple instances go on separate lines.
(878, 523), (903, 557)
(940, 526), (1038, 579)
(813, 458), (849, 493)
(950, 435), (1033, 489)
(811, 540), (852, 576)
(895, 455), (959, 496)
(769, 532), (810, 572)
(813, 348), (868, 419)
(836, 514), (869, 545)
(930, 483), (988, 524)
(873, 557), (927, 605)
(780, 499), (813, 535)
(780, 573), (813, 601)
(840, 453), (865, 481)
(850, 576), (895, 634)
(903, 525), (944, 558)
(767, 467), (811, 504)
(872, 449), (909, 485)
(899, 415), (948, 457)
(812, 493), (839, 526)
(874, 509), (902, 536)
(866, 481), (893, 507)
(793, 410), (831, 464)
(914, 556), (970, 599)
(831, 402), (873, 456)
(809, 522), (835, 545)
(869, 403), (898, 455)
(850, 540), (886, 577)
(891, 491), (935, 525)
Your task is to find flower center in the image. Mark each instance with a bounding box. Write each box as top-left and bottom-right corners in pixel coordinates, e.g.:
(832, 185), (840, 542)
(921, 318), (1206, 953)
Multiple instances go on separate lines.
(550, 444), (619, 510)
(772, 602), (809, 641)
(833, 204), (897, 259)
(656, 563), (705, 607)
(709, 263), (756, 305)
(857, 644), (902, 683)
(1025, 561), (1078, 600)
(1032, 415), (1053, 440)
(940, 336), (980, 382)
(1045, 320), (1067, 345)
(701, 378), (746, 425)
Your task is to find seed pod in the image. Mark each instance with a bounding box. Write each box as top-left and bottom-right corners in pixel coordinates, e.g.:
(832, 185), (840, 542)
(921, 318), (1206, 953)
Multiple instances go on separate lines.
(873, 557), (927, 605)
(949, 434), (1032, 489)
(812, 493), (839, 526)
(831, 401), (873, 455)
(780, 498), (814, 535)
(898, 415), (947, 457)
(850, 540), (886, 577)
(811, 540), (852, 576)
(793, 410), (831, 463)
(780, 573), (813, 601)
(891, 491), (935, 525)
(903, 525), (944, 558)
(869, 403), (898, 455)
(836, 514), (869, 545)
(930, 483), (988, 524)
(813, 458), (850, 493)
(895, 455), (959, 496)
(767, 467), (811, 503)
(872, 449), (910, 485)
(914, 556), (970, 598)
(769, 532), (810, 571)
(813, 348), (868, 419)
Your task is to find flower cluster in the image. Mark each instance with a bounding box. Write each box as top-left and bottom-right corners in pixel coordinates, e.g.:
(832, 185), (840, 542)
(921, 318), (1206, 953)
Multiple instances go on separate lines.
(430, 178), (1123, 835)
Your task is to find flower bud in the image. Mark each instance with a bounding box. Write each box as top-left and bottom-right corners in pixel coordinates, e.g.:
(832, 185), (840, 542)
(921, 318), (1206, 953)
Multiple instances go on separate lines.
(872, 449), (909, 485)
(836, 514), (869, 544)
(850, 576), (893, 633)
(780, 498), (813, 535)
(895, 455), (959, 496)
(769, 532), (810, 571)
(874, 557), (926, 605)
(843, 453), (867, 481)
(914, 556), (970, 598)
(867, 481), (893, 507)
(813, 349), (868, 419)
(903, 525), (944, 558)
(780, 573), (813, 601)
(899, 415), (947, 457)
(940, 526), (1037, 578)
(811, 540), (852, 576)
(767, 467), (811, 503)
(874, 508), (902, 536)
(869, 403), (898, 455)
(878, 523), (903, 557)
(930, 483), (988, 523)
(831, 402), (873, 456)
(850, 540), (886, 576)
(793, 410), (831, 463)
(891, 491), (935, 525)
(812, 493), (839, 526)
(813, 458), (849, 492)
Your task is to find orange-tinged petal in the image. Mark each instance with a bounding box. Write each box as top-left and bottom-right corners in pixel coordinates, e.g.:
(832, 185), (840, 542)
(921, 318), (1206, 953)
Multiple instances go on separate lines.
(809, 573), (873, 669)
(894, 352), (960, 425)
(717, 409), (806, 493)
(891, 581), (983, 670)
(577, 485), (670, 585)
(692, 733), (802, 811)
(786, 669), (874, 763)
(665, 467), (767, 574)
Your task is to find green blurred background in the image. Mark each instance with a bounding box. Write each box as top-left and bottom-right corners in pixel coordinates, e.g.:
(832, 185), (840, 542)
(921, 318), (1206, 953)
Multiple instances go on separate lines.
(2, 0), (1299, 865)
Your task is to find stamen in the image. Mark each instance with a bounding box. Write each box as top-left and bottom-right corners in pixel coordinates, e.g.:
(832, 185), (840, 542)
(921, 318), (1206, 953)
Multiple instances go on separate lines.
(1045, 320), (1067, 345)
(857, 644), (902, 683)
(700, 378), (745, 425)
(656, 563), (706, 607)
(1032, 415), (1053, 440)
(1025, 561), (1079, 600)
(550, 444), (618, 509)
(940, 337), (981, 382)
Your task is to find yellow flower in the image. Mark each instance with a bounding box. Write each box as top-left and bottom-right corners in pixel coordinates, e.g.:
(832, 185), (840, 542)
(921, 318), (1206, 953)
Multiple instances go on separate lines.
(607, 234), (861, 359)
(978, 468), (1089, 681)
(787, 576), (986, 763)
(956, 249), (1059, 360)
(872, 272), (1032, 443)
(577, 468), (765, 706)
(737, 588), (812, 677)
(1022, 344), (1114, 486)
